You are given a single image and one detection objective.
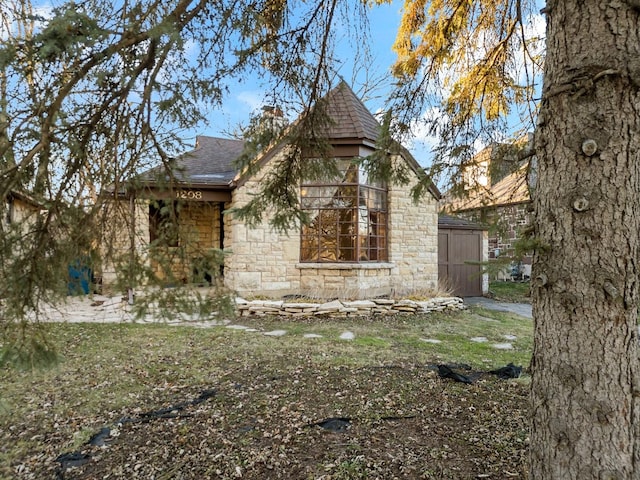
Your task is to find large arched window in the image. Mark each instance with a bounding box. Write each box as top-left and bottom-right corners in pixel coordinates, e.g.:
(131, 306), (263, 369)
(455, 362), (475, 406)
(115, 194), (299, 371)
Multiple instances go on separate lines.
(300, 161), (388, 263)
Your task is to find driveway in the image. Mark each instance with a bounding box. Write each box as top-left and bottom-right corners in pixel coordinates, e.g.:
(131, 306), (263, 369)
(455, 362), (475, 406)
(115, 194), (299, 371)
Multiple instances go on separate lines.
(464, 297), (532, 319)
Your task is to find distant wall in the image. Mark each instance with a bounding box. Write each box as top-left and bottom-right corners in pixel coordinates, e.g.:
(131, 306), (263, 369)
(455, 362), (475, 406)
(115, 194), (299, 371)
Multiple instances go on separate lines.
(456, 202), (533, 280)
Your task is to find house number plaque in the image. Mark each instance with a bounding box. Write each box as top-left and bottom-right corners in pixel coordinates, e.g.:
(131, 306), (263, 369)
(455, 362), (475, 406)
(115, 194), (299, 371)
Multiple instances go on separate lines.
(175, 189), (203, 200)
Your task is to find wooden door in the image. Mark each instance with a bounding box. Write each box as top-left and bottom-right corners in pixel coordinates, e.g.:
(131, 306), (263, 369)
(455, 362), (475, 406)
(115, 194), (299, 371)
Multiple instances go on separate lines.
(438, 228), (483, 297)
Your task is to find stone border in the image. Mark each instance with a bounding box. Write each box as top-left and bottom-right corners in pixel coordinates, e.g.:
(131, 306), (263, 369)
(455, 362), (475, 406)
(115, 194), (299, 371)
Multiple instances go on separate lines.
(236, 296), (465, 318)
(33, 294), (465, 324)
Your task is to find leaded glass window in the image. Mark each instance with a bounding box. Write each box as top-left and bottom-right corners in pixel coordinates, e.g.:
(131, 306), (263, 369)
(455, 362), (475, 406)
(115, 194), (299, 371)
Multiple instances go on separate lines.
(300, 162), (388, 262)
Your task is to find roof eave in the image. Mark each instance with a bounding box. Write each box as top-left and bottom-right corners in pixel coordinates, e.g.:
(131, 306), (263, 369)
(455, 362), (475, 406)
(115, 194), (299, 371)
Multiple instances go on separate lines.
(450, 198), (531, 213)
(393, 143), (441, 200)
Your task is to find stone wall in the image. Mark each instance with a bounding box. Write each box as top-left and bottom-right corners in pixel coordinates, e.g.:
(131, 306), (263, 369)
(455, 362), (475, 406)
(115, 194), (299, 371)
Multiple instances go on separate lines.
(387, 168), (439, 295)
(481, 230), (490, 293)
(457, 202), (533, 280)
(224, 160), (302, 296)
(296, 262), (393, 299)
(236, 296), (465, 317)
(225, 153), (439, 299)
(179, 202), (222, 251)
(101, 200), (226, 287)
(101, 157), (439, 297)
(100, 198), (151, 287)
(157, 202), (224, 283)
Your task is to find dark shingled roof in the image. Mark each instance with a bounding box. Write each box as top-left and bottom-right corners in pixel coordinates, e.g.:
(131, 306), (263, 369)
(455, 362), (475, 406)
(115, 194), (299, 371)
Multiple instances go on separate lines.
(176, 136), (245, 186)
(438, 214), (486, 230)
(142, 136), (245, 188)
(322, 81), (380, 143)
(139, 82), (438, 200)
(142, 82), (382, 188)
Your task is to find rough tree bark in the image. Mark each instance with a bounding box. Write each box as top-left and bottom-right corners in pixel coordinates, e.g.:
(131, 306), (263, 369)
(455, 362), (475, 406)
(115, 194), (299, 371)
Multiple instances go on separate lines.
(531, 1), (640, 478)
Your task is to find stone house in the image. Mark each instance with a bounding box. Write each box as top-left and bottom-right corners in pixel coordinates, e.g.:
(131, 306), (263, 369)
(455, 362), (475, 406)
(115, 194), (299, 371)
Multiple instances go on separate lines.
(102, 82), (441, 299)
(3, 190), (41, 227)
(442, 147), (533, 280)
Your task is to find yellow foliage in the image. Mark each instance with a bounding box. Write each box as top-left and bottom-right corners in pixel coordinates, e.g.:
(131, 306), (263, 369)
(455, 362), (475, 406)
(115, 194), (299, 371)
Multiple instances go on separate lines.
(377, 0), (537, 123)
(263, 0), (287, 34)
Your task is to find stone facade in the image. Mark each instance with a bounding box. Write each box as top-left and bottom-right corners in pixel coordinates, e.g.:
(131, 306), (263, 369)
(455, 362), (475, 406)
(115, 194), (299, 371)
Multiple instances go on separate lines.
(387, 168), (439, 295)
(456, 202), (533, 279)
(179, 202), (222, 251)
(102, 166), (439, 299)
(100, 198), (151, 287)
(224, 153), (439, 299)
(102, 83), (440, 299)
(101, 199), (227, 286)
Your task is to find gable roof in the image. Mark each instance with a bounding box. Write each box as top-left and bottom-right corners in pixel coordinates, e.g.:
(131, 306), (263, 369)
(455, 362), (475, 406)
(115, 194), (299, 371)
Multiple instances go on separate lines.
(140, 81), (440, 199)
(445, 163), (530, 213)
(232, 81), (439, 198)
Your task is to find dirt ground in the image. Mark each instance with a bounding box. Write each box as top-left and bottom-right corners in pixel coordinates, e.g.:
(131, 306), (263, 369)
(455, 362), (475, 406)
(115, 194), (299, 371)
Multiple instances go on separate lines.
(44, 364), (529, 480)
(2, 310), (532, 480)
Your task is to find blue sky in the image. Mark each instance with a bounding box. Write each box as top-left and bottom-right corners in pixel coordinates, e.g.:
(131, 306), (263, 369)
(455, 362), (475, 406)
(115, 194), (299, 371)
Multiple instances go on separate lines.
(193, 2), (545, 169)
(193, 2), (421, 155)
(15, 1), (414, 160)
(20, 0), (543, 168)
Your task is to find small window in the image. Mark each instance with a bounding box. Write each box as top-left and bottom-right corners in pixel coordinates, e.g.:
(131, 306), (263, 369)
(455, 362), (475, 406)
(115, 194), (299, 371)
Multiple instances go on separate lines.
(149, 200), (179, 247)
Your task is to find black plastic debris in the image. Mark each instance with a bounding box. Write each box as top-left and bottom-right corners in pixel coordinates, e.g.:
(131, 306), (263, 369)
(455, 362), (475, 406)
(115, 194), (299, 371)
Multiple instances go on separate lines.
(193, 388), (217, 402)
(312, 417), (351, 432)
(489, 363), (522, 379)
(55, 451), (91, 468)
(447, 363), (472, 371)
(54, 388), (217, 479)
(437, 364), (473, 384)
(88, 427), (112, 446)
(119, 388), (217, 424)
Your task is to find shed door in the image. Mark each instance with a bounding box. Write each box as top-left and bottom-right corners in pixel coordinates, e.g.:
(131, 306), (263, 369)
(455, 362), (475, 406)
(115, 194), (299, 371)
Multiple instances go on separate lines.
(438, 228), (482, 297)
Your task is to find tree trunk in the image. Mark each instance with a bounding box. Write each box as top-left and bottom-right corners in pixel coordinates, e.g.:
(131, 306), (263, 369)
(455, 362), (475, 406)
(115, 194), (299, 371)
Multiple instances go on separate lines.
(531, 1), (640, 478)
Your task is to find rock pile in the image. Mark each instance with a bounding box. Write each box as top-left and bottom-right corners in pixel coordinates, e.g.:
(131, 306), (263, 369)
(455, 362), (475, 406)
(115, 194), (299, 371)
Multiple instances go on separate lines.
(236, 296), (465, 318)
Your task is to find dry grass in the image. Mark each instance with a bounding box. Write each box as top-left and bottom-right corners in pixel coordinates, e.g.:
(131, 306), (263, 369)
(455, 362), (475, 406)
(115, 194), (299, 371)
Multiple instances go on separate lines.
(0, 308), (532, 479)
(489, 281), (531, 303)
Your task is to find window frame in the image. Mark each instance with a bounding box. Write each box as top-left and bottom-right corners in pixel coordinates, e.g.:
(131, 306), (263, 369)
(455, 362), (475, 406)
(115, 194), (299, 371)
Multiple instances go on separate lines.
(300, 162), (388, 263)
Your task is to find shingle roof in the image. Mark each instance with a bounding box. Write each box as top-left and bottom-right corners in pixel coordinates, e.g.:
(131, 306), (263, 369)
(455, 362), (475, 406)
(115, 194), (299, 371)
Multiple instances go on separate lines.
(445, 163), (530, 212)
(438, 214), (486, 230)
(322, 81), (380, 143)
(142, 136), (245, 188)
(177, 136), (245, 186)
(139, 82), (438, 200)
(143, 82), (385, 189)
(321, 81), (439, 199)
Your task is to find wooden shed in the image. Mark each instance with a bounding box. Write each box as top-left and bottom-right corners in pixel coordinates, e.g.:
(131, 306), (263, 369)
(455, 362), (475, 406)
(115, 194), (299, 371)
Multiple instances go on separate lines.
(438, 215), (488, 297)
